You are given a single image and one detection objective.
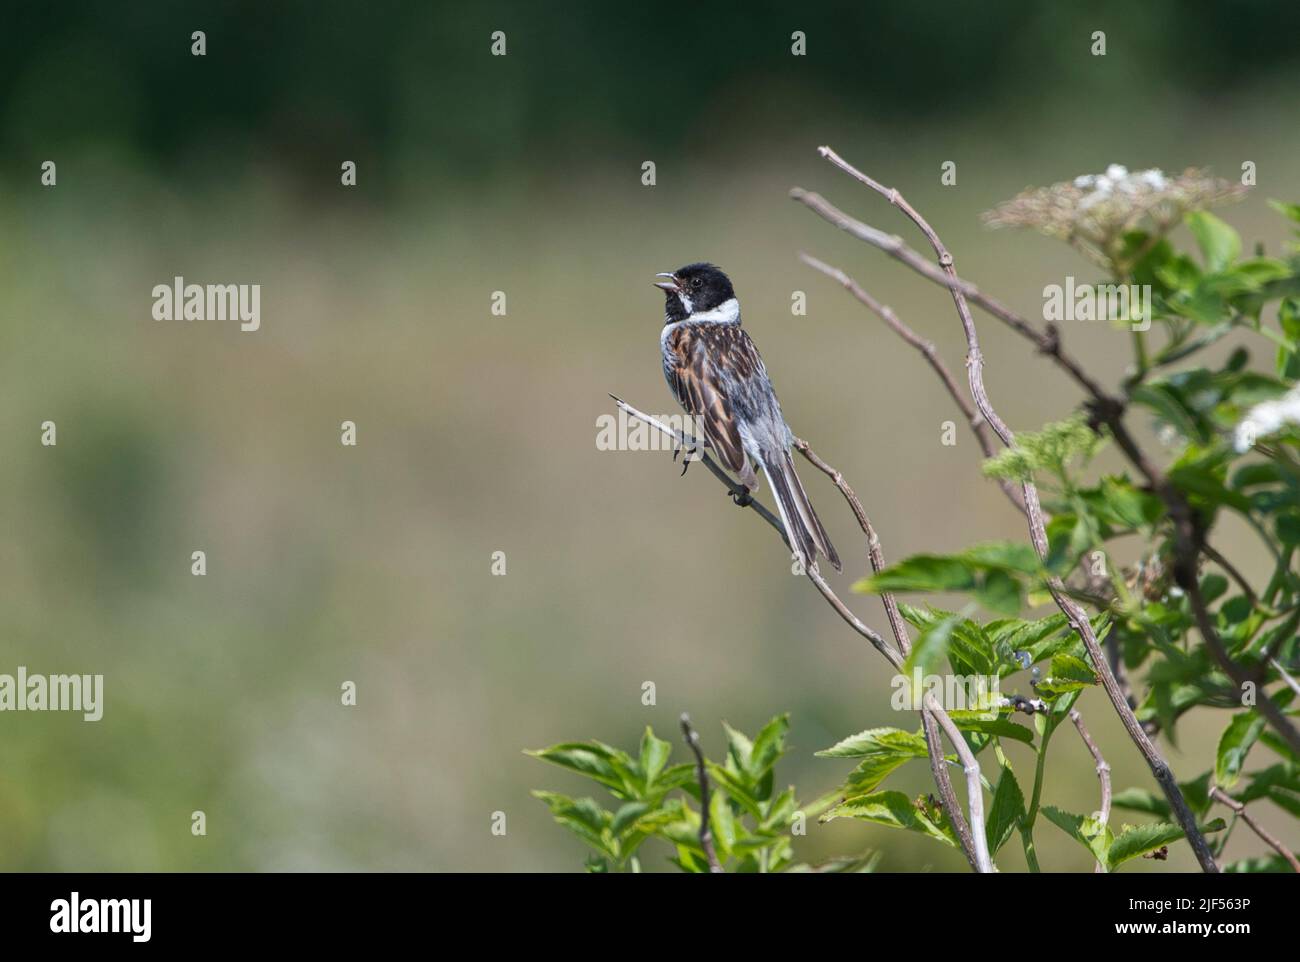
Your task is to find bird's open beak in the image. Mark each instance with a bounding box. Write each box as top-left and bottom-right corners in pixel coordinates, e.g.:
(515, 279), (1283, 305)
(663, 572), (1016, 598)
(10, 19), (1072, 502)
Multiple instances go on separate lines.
(653, 272), (680, 292)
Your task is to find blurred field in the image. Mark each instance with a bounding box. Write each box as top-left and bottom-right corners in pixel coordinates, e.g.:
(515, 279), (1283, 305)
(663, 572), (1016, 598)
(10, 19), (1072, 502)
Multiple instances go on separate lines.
(2, 3), (1299, 871)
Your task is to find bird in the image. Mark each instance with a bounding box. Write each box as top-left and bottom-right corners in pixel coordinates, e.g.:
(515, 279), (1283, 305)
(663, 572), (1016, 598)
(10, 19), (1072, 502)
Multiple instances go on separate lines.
(654, 262), (841, 572)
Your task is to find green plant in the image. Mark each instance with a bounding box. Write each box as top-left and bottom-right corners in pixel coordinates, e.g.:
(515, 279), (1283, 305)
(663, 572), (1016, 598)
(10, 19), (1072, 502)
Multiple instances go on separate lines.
(536, 155), (1300, 873)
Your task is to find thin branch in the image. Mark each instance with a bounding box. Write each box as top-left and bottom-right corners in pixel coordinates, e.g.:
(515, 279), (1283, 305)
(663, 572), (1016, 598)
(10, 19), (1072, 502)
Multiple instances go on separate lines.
(806, 145), (1221, 873)
(797, 253), (1026, 515)
(789, 184), (1108, 401)
(679, 713), (723, 873)
(1272, 658), (1300, 700)
(1209, 786), (1300, 873)
(610, 395), (993, 872)
(1201, 541), (1260, 611)
(1069, 709), (1112, 873)
(793, 436), (982, 871)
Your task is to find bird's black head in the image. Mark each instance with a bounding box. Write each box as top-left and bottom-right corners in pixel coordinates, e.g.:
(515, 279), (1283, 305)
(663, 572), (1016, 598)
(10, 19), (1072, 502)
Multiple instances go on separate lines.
(654, 263), (737, 323)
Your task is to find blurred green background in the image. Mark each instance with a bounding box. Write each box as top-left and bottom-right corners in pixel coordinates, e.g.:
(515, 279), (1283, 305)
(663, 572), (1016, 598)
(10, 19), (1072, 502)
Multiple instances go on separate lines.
(2, 1), (1298, 871)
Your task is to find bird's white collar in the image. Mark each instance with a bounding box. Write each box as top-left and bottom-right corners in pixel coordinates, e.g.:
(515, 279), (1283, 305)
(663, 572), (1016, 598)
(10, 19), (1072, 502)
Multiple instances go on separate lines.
(681, 296), (740, 324)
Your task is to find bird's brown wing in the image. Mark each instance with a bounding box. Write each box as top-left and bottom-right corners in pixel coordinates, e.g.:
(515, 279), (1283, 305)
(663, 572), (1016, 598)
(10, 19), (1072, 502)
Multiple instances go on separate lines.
(665, 325), (748, 477)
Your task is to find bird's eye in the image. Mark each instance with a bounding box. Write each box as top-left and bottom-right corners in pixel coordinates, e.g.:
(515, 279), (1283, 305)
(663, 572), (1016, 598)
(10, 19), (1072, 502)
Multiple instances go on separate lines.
(690, 277), (703, 289)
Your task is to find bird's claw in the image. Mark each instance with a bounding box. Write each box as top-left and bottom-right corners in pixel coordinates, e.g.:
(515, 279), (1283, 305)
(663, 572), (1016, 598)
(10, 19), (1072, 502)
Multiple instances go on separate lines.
(731, 489), (752, 507)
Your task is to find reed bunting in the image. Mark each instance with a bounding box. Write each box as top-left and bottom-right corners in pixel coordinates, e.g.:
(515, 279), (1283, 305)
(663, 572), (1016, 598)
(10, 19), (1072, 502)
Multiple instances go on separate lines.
(655, 263), (841, 572)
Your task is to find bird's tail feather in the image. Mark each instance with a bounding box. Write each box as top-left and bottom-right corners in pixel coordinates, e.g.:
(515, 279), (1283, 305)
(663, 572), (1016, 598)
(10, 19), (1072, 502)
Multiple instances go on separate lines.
(759, 449), (841, 572)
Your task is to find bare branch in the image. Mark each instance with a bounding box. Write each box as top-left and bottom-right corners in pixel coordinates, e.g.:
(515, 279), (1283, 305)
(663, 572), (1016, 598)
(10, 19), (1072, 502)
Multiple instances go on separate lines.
(805, 145), (1222, 873)
(679, 713), (723, 873)
(1069, 709), (1112, 873)
(789, 183), (1108, 401)
(1209, 785), (1300, 873)
(797, 252), (1025, 514)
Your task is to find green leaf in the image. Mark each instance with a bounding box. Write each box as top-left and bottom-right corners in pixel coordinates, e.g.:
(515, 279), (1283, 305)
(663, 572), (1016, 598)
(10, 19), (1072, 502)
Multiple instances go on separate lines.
(525, 742), (633, 796)
(899, 614), (959, 684)
(638, 728), (671, 788)
(1106, 819), (1226, 870)
(1187, 211), (1241, 272)
(708, 788), (737, 856)
(821, 790), (955, 846)
(1268, 199), (1300, 224)
(722, 722), (754, 777)
(818, 728), (931, 797)
(1043, 806), (1112, 866)
(611, 801), (652, 836)
(1106, 821), (1186, 869)
(1035, 653), (1097, 696)
(854, 556), (975, 595)
(1215, 712), (1267, 789)
(1110, 787), (1171, 818)
(960, 541), (1042, 574)
(816, 727), (929, 759)
(1223, 854), (1295, 873)
(947, 713), (1035, 745)
(987, 765), (1026, 855)
(705, 762), (762, 820)
(748, 714), (790, 782)
(854, 542), (1039, 613)
(531, 791), (614, 857)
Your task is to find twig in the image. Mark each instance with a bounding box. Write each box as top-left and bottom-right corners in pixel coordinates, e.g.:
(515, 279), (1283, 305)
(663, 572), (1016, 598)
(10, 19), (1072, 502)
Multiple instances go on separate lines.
(679, 713), (723, 873)
(1209, 786), (1300, 873)
(793, 436), (983, 871)
(797, 253), (1026, 515)
(805, 145), (1221, 873)
(789, 185), (1108, 402)
(1069, 709), (1112, 873)
(1272, 658), (1300, 700)
(610, 395), (993, 871)
(1201, 541), (1261, 611)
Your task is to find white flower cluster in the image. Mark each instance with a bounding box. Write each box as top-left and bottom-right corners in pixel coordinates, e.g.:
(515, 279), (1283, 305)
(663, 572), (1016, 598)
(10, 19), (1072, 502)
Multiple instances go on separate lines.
(1234, 385), (1300, 452)
(1073, 165), (1170, 210)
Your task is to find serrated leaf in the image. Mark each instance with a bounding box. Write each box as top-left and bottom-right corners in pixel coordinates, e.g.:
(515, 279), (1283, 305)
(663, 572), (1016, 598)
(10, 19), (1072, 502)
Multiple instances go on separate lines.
(1106, 821), (1186, 869)
(525, 742), (632, 796)
(818, 727), (930, 796)
(987, 765), (1026, 855)
(947, 713), (1035, 745)
(817, 727), (929, 759)
(531, 791), (614, 856)
(821, 790), (955, 846)
(1036, 653), (1098, 696)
